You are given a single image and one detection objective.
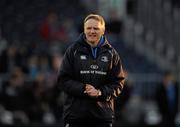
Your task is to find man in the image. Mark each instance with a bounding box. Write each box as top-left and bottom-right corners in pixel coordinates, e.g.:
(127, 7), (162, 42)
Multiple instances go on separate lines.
(155, 71), (179, 127)
(57, 14), (125, 127)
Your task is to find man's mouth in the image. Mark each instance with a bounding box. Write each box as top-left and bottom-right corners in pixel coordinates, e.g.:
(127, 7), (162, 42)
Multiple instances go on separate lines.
(89, 35), (96, 37)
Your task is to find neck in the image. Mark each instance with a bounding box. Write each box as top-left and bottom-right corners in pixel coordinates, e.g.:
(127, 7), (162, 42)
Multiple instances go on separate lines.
(86, 41), (98, 47)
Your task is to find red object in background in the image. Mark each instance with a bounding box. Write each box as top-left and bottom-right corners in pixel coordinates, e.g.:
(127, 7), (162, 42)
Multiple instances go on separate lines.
(39, 12), (67, 42)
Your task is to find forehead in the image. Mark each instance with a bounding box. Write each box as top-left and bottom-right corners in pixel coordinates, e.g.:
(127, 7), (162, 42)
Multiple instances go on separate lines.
(84, 19), (102, 27)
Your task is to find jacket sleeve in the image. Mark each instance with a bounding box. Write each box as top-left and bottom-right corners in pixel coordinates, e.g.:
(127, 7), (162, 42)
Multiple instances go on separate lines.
(98, 50), (125, 101)
(57, 46), (86, 97)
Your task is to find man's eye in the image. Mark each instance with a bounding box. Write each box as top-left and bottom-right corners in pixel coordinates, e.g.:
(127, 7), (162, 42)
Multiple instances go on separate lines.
(94, 28), (99, 30)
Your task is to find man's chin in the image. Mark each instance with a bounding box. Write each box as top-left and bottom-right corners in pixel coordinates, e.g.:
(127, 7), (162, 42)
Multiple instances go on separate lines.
(87, 40), (96, 43)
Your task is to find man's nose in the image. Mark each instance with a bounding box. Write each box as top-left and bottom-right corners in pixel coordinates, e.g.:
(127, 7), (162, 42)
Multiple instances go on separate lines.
(90, 28), (95, 33)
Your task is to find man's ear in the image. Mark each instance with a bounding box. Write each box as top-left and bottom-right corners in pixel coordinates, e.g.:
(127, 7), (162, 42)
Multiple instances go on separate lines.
(102, 27), (105, 34)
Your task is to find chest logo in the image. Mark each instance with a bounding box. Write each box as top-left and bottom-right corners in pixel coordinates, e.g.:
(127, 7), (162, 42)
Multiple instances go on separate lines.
(101, 56), (108, 62)
(80, 55), (87, 60)
(90, 64), (99, 70)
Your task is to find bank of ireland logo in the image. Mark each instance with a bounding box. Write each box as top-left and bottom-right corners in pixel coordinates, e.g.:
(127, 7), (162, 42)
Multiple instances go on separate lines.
(90, 64), (99, 69)
(101, 56), (108, 62)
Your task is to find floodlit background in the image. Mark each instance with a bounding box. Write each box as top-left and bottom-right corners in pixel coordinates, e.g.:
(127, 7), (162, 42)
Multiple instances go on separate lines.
(0, 0), (180, 127)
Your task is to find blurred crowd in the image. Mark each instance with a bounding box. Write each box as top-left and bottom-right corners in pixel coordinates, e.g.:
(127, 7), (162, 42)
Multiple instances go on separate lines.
(0, 30), (64, 125)
(0, 9), (77, 125)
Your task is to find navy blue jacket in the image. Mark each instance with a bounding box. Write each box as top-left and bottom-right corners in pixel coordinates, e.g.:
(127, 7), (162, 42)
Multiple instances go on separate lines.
(57, 33), (125, 123)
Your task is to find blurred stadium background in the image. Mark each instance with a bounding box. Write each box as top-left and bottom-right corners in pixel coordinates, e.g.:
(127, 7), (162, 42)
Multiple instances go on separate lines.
(0, 0), (180, 127)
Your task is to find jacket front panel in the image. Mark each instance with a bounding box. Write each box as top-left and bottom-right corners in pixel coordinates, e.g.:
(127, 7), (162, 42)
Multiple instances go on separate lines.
(73, 45), (113, 88)
(66, 41), (115, 123)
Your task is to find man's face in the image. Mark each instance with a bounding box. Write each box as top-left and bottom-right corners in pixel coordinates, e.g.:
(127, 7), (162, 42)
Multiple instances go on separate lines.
(84, 19), (105, 46)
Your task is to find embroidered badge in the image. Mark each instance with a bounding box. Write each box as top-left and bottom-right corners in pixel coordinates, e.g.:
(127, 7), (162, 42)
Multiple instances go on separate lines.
(80, 55), (87, 60)
(101, 56), (108, 62)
